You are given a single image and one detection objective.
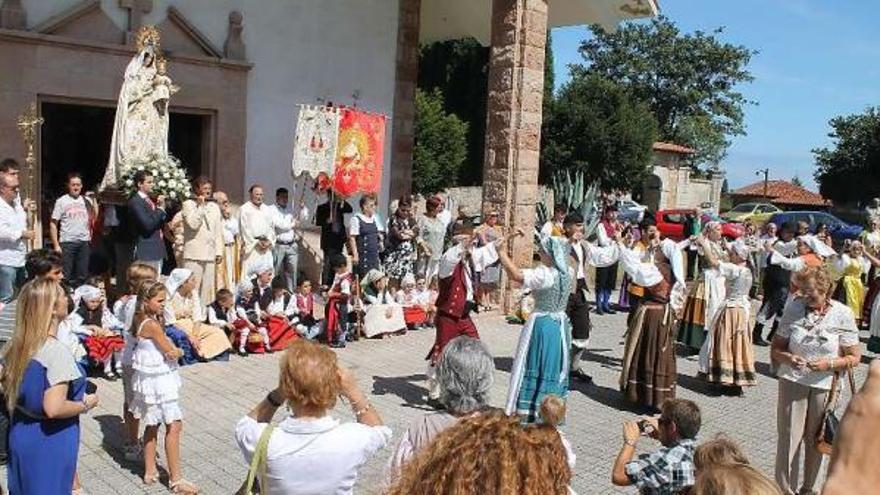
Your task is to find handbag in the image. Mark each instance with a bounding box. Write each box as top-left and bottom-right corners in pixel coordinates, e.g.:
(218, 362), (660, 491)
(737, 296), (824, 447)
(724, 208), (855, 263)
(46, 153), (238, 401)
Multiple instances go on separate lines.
(816, 365), (856, 455)
(236, 424), (275, 495)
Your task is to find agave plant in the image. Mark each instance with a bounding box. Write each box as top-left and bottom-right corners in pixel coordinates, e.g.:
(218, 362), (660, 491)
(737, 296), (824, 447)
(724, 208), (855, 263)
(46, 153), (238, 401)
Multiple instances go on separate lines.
(578, 182), (602, 238)
(544, 167), (602, 237)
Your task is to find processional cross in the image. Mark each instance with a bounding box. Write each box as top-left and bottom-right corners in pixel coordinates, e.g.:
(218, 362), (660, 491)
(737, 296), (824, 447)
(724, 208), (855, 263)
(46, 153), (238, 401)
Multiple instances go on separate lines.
(16, 103), (42, 251)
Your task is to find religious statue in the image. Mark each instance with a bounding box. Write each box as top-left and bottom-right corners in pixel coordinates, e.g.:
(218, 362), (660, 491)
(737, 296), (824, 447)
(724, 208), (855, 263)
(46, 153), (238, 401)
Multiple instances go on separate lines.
(101, 26), (177, 191)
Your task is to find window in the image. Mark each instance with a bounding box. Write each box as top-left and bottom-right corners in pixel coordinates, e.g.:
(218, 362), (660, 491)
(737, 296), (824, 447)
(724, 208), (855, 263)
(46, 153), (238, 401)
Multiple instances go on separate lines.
(730, 203), (756, 213)
(758, 205), (777, 213)
(664, 214), (684, 224)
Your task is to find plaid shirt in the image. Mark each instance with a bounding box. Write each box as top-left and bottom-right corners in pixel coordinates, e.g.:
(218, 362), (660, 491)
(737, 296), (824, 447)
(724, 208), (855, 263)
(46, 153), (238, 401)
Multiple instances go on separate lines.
(625, 439), (696, 495)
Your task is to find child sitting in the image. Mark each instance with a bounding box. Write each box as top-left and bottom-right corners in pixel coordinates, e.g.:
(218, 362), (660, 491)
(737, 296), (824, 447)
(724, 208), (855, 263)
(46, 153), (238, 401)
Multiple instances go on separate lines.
(262, 276), (300, 351)
(325, 253), (355, 348)
(294, 279), (323, 340)
(396, 273), (428, 330)
(416, 277), (439, 327)
(361, 269), (406, 338)
(209, 288), (270, 356)
(71, 284), (126, 380)
(233, 281), (271, 355)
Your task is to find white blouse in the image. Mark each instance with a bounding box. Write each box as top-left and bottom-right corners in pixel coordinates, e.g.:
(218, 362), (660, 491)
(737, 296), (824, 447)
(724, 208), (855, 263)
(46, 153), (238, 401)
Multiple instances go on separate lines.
(236, 415), (391, 495)
(776, 299), (859, 390)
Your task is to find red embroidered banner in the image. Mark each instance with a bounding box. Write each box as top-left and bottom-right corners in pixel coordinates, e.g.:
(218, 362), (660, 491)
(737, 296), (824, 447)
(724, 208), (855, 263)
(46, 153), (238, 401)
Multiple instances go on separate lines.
(332, 108), (386, 197)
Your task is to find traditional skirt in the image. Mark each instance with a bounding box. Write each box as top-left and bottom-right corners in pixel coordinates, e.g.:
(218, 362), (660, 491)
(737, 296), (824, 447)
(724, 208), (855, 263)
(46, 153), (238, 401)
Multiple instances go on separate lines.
(620, 302), (677, 409)
(266, 315), (299, 351)
(677, 279), (708, 350)
(403, 306), (427, 326)
(702, 306), (756, 387)
(84, 335), (125, 362)
(428, 312), (478, 364)
(231, 319), (269, 354)
(175, 319), (232, 360)
(842, 275), (866, 322)
(164, 326), (199, 366)
(618, 275), (632, 309)
(862, 277), (880, 324)
(506, 313), (570, 423)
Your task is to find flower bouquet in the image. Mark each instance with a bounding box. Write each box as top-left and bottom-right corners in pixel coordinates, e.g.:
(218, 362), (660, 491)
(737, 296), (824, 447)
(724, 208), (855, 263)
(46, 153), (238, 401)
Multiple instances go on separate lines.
(119, 154), (191, 201)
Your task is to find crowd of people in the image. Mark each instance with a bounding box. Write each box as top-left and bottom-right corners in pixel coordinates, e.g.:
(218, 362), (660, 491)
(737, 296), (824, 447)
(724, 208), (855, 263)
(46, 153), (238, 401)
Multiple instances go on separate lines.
(1, 150), (880, 494)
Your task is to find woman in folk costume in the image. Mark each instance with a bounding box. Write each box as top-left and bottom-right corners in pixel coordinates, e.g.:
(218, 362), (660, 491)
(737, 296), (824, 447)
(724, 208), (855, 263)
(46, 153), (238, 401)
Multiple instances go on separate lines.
(696, 238), (756, 395)
(829, 240), (871, 323)
(618, 235), (688, 411)
(71, 284), (126, 380)
(361, 269), (406, 338)
(677, 221), (727, 353)
(860, 219), (880, 324)
(164, 268), (232, 360)
(502, 235), (574, 423)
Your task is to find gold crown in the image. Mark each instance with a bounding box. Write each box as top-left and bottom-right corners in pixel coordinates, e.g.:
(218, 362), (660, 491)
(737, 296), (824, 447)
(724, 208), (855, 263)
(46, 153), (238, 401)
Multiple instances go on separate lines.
(135, 25), (161, 52)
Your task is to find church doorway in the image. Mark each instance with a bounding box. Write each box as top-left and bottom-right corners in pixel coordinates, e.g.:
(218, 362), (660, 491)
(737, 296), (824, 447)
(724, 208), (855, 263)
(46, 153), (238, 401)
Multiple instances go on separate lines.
(40, 99), (212, 207)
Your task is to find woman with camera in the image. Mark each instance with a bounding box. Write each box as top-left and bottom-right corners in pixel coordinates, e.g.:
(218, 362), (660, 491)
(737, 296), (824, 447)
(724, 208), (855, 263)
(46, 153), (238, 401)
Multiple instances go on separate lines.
(771, 265), (860, 495)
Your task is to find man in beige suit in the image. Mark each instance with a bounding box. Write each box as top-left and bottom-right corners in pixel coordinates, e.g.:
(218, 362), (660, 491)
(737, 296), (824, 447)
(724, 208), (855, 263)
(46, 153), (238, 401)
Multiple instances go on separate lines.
(182, 176), (224, 304)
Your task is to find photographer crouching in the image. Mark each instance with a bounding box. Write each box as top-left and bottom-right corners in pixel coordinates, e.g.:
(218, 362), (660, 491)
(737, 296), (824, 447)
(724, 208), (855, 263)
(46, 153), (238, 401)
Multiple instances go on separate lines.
(612, 398), (701, 494)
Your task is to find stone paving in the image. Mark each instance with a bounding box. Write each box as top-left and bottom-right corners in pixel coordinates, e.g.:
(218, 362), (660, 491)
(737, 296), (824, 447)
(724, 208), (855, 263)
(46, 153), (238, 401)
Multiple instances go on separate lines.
(3, 305), (871, 494)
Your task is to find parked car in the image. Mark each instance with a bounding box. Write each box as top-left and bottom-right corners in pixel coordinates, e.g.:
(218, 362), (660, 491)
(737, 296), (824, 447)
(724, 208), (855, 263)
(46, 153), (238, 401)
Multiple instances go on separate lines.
(617, 199), (647, 224)
(655, 209), (745, 241)
(767, 211), (863, 244)
(721, 202), (781, 225)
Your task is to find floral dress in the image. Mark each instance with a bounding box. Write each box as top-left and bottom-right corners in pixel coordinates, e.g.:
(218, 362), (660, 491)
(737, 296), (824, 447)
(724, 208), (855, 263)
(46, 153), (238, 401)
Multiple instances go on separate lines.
(384, 215), (419, 281)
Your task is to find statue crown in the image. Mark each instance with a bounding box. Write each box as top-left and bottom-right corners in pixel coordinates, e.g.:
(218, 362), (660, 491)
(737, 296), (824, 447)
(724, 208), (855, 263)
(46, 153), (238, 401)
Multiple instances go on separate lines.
(135, 25), (162, 52)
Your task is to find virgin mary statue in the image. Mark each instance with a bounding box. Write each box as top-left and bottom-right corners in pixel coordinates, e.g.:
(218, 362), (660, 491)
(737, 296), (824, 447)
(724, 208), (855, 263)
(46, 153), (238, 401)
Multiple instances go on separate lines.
(100, 27), (172, 191)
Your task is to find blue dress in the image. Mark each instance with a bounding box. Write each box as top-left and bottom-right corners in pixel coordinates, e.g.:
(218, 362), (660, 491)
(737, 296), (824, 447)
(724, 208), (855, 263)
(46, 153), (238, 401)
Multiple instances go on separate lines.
(8, 338), (85, 494)
(165, 325), (199, 365)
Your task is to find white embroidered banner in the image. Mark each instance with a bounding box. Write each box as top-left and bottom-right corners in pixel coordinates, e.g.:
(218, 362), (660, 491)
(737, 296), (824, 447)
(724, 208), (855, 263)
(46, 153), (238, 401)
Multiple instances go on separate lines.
(291, 105), (341, 178)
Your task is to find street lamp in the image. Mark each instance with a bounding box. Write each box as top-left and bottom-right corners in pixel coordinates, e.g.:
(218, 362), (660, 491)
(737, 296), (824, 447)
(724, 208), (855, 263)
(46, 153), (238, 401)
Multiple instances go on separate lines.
(756, 168), (770, 199)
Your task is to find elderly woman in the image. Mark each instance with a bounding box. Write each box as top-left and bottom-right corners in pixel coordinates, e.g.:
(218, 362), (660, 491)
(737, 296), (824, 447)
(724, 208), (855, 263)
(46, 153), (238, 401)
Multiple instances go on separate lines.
(235, 339), (390, 494)
(164, 268), (232, 360)
(771, 266), (861, 495)
(383, 196), (420, 288)
(386, 336), (493, 480)
(678, 221), (727, 353)
(416, 196), (447, 284)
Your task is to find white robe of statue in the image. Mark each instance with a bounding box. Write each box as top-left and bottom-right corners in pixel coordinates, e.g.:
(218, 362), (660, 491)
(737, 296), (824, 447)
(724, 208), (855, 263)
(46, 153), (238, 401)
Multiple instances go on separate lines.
(101, 45), (171, 190)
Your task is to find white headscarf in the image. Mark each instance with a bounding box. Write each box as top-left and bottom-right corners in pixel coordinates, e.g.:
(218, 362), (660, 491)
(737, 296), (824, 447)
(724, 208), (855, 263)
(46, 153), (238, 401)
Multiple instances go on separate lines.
(165, 268), (193, 296)
(73, 285), (102, 310)
(248, 258), (274, 279)
(729, 240), (751, 261)
(799, 234), (836, 258)
(236, 280), (254, 298)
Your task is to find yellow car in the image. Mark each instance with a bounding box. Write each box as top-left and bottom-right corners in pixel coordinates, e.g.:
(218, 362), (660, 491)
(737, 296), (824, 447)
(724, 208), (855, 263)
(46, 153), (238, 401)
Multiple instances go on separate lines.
(720, 202), (781, 226)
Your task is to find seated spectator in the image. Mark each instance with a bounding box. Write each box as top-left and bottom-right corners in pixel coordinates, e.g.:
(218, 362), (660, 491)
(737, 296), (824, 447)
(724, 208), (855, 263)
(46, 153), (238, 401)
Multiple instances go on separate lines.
(164, 268), (232, 361)
(233, 280), (271, 354)
(208, 288), (270, 356)
(612, 398), (701, 494)
(387, 409), (571, 495)
(692, 463), (782, 495)
(325, 253), (354, 348)
(415, 277), (437, 328)
(386, 336), (494, 480)
(396, 273), (428, 330)
(70, 284), (125, 380)
(261, 276), (299, 351)
(361, 269), (405, 338)
(294, 279), (322, 340)
(235, 339), (390, 494)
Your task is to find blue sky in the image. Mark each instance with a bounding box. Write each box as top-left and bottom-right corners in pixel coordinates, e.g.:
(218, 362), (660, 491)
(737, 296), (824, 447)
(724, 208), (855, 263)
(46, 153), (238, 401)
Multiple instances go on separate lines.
(551, 0), (880, 191)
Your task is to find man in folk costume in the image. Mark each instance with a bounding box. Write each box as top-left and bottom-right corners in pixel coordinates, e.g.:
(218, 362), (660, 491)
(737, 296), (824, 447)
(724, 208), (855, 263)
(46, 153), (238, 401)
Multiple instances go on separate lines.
(213, 191), (241, 291)
(752, 222), (797, 346)
(563, 212), (621, 384)
(618, 218), (688, 411)
(425, 221), (511, 407)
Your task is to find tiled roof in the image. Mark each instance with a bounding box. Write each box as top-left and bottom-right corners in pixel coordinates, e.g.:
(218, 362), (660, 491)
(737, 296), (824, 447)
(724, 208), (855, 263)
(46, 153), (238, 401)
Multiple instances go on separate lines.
(729, 180), (830, 207)
(652, 142), (696, 154)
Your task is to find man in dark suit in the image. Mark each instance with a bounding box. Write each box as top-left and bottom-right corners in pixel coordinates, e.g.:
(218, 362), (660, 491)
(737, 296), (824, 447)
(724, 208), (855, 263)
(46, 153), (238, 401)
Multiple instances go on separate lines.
(127, 170), (167, 274)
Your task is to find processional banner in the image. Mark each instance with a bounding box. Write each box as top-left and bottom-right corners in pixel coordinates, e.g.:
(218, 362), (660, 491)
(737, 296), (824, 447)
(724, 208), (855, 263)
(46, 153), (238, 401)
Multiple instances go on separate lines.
(332, 108), (386, 197)
(291, 105), (341, 178)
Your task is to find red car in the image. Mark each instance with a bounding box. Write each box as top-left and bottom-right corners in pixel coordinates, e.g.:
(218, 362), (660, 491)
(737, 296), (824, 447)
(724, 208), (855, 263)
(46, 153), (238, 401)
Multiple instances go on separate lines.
(655, 209), (745, 241)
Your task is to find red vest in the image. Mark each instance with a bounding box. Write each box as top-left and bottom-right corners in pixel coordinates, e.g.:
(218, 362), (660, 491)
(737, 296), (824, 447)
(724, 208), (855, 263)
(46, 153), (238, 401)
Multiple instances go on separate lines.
(436, 262), (469, 319)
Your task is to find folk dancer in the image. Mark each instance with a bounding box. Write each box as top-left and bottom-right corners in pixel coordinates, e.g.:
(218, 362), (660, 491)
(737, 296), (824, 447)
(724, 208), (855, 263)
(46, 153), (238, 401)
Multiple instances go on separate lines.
(753, 222), (798, 346)
(676, 221), (727, 353)
(618, 227), (687, 411)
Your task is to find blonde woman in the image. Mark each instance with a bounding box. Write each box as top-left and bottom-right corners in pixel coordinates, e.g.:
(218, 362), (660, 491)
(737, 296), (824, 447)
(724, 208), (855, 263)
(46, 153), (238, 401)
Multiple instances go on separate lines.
(2, 279), (99, 494)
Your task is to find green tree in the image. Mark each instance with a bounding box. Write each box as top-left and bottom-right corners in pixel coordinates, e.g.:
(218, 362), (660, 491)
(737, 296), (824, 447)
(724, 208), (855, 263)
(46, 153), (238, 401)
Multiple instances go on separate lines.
(418, 38), (488, 186)
(791, 175), (803, 187)
(541, 74), (658, 190)
(574, 16), (755, 169)
(412, 88), (469, 194)
(721, 178), (729, 194)
(544, 32), (555, 115)
(813, 107), (880, 204)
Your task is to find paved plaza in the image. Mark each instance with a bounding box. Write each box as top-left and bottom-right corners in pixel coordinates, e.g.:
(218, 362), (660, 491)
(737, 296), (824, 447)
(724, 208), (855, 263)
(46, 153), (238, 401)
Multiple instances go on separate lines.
(6, 305), (870, 494)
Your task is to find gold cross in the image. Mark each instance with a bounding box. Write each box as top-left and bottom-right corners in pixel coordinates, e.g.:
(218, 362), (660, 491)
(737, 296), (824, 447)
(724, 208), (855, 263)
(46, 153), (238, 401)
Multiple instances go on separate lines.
(16, 103), (42, 199)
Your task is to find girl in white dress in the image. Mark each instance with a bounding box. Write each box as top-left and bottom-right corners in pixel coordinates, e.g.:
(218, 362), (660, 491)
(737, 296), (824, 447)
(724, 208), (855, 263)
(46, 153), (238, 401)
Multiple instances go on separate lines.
(128, 280), (199, 494)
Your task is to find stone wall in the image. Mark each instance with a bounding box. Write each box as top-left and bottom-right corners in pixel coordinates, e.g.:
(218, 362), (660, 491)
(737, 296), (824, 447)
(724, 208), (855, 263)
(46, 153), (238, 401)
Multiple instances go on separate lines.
(647, 165), (723, 213)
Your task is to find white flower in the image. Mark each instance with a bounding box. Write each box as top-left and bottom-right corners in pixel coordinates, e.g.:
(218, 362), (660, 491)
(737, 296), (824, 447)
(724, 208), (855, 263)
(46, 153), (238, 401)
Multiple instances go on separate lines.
(124, 179), (134, 186)
(158, 180), (167, 187)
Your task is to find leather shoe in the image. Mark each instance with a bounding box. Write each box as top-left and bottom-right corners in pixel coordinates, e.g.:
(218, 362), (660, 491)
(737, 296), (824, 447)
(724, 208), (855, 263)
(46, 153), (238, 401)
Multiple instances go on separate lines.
(570, 369), (593, 384)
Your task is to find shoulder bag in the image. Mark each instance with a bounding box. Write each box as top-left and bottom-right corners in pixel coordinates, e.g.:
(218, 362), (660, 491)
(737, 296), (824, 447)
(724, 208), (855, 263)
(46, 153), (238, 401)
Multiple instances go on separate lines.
(816, 364), (856, 455)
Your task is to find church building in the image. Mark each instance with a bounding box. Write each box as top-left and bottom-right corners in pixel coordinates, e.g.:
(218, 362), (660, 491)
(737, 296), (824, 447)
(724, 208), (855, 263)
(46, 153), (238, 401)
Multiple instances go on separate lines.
(0, 0), (656, 265)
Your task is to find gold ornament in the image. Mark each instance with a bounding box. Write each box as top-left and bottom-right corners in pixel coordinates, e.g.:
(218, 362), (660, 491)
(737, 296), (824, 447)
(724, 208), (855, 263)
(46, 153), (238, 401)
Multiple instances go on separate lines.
(135, 25), (161, 53)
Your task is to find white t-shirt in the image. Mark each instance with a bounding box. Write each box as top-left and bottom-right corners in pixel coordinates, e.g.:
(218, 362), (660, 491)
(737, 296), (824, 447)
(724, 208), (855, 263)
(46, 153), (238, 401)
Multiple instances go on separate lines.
(349, 213), (385, 236)
(51, 194), (92, 243)
(236, 415), (391, 495)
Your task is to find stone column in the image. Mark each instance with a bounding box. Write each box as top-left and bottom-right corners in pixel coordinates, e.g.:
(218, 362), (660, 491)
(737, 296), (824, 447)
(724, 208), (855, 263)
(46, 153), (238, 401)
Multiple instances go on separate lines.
(389, 0), (421, 202)
(0, 0), (26, 29)
(481, 0), (547, 309)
